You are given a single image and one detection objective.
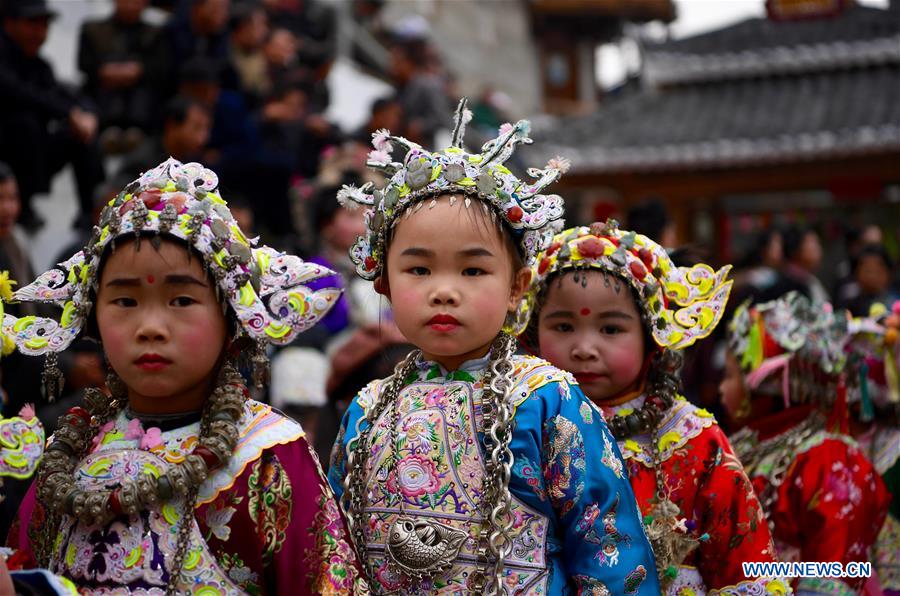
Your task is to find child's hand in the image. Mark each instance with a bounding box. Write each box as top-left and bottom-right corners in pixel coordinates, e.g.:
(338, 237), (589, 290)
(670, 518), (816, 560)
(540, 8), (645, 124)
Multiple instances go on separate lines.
(0, 557), (14, 596)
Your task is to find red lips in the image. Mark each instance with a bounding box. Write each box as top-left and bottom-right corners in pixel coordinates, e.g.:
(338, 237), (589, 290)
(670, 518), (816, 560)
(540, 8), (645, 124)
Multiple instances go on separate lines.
(135, 353), (172, 371)
(574, 372), (606, 383)
(428, 314), (460, 332)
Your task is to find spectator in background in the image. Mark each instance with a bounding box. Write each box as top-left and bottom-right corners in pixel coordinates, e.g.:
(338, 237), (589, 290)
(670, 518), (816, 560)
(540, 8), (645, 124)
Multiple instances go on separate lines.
(834, 223), (883, 307)
(303, 177), (368, 343)
(350, 95), (403, 145)
(227, 191), (255, 238)
(262, 0), (336, 72)
(389, 37), (451, 146)
(176, 57), (301, 239)
(777, 224), (829, 303)
(840, 244), (898, 317)
(626, 197), (677, 249)
(77, 0), (168, 152)
(118, 95), (211, 179)
(0, 0), (106, 231)
(228, 2), (269, 104)
(731, 227), (786, 304)
(176, 57), (259, 169)
(261, 26), (301, 94)
(0, 163), (32, 292)
(164, 0), (236, 92)
(0, 164), (43, 419)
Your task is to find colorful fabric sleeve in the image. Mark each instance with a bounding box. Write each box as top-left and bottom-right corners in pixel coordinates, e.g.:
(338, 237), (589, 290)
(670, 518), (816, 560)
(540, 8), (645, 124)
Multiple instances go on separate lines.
(327, 381), (377, 502)
(690, 426), (785, 593)
(516, 379), (660, 595)
(774, 437), (890, 594)
(251, 437), (368, 594)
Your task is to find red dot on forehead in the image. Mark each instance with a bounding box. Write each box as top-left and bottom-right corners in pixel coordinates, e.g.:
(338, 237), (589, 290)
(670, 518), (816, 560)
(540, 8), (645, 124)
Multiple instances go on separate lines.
(580, 308), (591, 316)
(147, 275), (155, 284)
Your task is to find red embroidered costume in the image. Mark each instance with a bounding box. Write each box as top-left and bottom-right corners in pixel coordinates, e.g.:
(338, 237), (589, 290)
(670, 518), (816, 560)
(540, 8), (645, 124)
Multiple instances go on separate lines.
(727, 293), (890, 595)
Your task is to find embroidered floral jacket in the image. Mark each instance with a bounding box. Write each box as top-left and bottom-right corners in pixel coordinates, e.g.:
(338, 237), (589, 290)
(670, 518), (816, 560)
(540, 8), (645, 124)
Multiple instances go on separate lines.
(730, 406), (891, 596)
(8, 400), (368, 595)
(602, 395), (787, 595)
(329, 354), (659, 595)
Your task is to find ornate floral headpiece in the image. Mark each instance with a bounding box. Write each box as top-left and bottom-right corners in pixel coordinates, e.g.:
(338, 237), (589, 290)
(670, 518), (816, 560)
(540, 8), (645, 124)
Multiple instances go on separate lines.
(1, 159), (340, 356)
(337, 98), (568, 280)
(729, 292), (848, 377)
(512, 220), (732, 350)
(728, 292), (854, 410)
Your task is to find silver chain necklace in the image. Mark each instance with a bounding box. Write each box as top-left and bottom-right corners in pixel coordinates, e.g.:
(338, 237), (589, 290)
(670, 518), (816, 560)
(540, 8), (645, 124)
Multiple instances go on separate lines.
(343, 334), (517, 594)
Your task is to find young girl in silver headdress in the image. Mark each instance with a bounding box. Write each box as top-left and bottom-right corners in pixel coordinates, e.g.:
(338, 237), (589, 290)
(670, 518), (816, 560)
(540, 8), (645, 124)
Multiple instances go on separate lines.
(328, 100), (658, 595)
(4, 159), (368, 594)
(513, 221), (786, 595)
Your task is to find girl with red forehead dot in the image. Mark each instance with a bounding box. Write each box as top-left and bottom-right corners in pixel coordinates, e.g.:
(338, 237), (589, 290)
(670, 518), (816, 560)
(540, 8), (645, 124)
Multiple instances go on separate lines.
(514, 220), (788, 595)
(328, 100), (658, 595)
(2, 159), (368, 594)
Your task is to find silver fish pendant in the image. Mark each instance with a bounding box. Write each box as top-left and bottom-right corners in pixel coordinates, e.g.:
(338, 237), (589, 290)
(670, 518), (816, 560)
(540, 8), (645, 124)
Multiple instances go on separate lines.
(385, 517), (467, 580)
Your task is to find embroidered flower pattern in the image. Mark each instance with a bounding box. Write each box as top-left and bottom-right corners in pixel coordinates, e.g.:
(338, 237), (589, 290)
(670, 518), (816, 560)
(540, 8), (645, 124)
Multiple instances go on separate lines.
(387, 454), (441, 498)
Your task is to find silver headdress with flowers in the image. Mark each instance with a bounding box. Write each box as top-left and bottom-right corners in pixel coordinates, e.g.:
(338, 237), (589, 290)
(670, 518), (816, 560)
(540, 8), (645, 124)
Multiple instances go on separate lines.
(337, 98), (568, 280)
(728, 292), (853, 407)
(2, 158), (340, 356)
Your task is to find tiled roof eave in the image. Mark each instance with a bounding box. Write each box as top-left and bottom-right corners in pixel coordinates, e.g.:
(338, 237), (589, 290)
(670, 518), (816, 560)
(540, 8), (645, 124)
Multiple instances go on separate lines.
(540, 124), (900, 174)
(644, 33), (900, 85)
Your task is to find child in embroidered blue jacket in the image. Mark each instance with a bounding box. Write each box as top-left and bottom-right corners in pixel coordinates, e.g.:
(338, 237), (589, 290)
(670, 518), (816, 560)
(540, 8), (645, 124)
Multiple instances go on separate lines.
(328, 99), (658, 595)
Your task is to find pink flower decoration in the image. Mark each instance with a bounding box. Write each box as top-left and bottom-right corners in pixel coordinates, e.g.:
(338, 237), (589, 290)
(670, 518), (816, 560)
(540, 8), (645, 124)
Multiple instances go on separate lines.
(125, 418), (144, 441)
(367, 149), (392, 166)
(166, 192), (188, 213)
(546, 156), (571, 174)
(372, 128), (392, 152)
(140, 427), (162, 450)
(386, 454), (441, 498)
(423, 388), (445, 406)
(17, 404), (35, 421)
(499, 122), (514, 136)
(92, 420), (116, 450)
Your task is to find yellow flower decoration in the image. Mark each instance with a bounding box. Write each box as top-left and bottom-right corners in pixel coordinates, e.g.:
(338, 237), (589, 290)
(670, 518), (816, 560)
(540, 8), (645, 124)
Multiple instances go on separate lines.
(0, 270), (16, 302)
(658, 430), (683, 451)
(0, 270), (17, 355)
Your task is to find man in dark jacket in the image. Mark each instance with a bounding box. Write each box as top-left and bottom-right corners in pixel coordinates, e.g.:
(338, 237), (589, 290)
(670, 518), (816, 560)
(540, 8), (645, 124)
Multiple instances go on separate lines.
(78, 0), (169, 139)
(0, 0), (106, 231)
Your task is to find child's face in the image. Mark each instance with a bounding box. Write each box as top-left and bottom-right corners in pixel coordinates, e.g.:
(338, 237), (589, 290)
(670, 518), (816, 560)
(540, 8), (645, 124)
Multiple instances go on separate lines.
(324, 207), (366, 253)
(383, 196), (528, 371)
(537, 270), (645, 402)
(718, 351), (748, 421)
(96, 238), (228, 413)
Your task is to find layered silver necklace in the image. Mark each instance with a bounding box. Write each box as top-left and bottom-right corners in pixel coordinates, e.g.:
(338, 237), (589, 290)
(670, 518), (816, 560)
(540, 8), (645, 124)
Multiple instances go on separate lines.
(343, 334), (518, 594)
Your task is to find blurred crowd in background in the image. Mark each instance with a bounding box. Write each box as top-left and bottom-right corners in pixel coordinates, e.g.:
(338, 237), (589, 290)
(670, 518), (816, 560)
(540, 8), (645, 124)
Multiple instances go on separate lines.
(0, 0), (897, 464)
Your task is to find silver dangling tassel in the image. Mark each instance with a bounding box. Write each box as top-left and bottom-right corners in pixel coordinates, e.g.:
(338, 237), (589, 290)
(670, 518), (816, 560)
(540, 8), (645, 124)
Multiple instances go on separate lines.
(105, 370), (129, 401)
(251, 340), (269, 389)
(42, 352), (65, 402)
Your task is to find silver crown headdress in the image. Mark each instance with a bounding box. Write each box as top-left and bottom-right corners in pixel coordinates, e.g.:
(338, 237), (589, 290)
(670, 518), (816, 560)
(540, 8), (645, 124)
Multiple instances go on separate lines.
(337, 98), (569, 280)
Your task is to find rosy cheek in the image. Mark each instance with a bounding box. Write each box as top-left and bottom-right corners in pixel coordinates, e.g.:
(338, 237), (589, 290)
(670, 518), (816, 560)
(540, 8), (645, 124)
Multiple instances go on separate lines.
(180, 325), (213, 351)
(394, 288), (421, 305)
(604, 343), (644, 382)
(537, 335), (567, 369)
